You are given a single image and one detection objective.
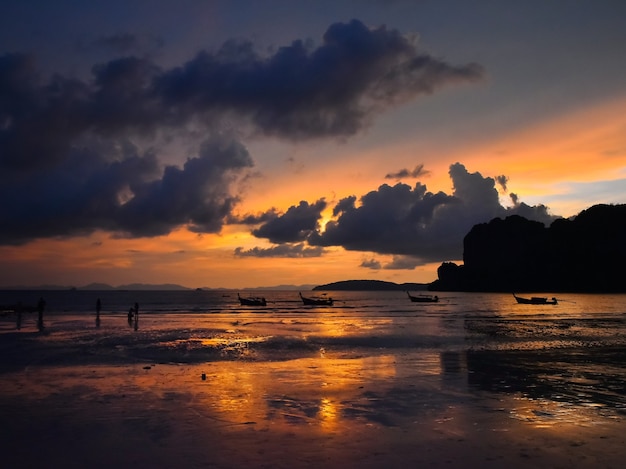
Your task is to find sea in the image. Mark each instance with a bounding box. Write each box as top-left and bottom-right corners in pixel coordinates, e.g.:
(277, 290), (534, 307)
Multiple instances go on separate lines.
(2, 289), (626, 418)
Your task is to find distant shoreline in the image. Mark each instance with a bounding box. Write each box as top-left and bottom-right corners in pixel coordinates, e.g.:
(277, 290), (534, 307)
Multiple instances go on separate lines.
(0, 280), (432, 292)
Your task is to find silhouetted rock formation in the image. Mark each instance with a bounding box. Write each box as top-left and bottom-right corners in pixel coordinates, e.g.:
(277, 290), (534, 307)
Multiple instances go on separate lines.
(430, 204), (626, 293)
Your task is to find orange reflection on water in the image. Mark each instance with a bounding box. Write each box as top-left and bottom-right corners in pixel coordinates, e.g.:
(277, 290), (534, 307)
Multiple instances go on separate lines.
(318, 397), (339, 432)
(197, 354), (399, 433)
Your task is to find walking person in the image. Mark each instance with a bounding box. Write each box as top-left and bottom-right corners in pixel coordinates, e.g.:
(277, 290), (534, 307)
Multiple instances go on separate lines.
(37, 297), (46, 331)
(134, 302), (139, 331)
(96, 298), (102, 328)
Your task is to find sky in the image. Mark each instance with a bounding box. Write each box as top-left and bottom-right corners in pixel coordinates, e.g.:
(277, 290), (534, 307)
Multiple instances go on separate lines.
(1, 0), (625, 289)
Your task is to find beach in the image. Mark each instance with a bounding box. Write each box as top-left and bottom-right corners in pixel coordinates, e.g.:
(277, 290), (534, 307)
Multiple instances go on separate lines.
(1, 291), (626, 468)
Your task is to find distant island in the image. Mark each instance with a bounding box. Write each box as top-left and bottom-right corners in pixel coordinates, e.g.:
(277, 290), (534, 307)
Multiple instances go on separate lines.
(313, 280), (429, 291)
(430, 203), (626, 293)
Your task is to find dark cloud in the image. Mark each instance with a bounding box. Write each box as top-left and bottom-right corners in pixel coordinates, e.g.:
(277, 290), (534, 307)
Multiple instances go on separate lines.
(154, 19), (484, 139)
(0, 53), (90, 170)
(0, 134), (253, 244)
(252, 199), (327, 244)
(234, 243), (324, 258)
(0, 19), (484, 246)
(385, 164), (430, 180)
(89, 56), (163, 134)
(1, 19), (483, 148)
(383, 255), (422, 270)
(311, 181), (458, 260)
(229, 209), (280, 225)
(85, 33), (164, 55)
(495, 174), (508, 192)
(509, 200), (553, 224)
(307, 163), (559, 264)
(360, 258), (382, 270)
(332, 196), (357, 216)
(115, 135), (253, 237)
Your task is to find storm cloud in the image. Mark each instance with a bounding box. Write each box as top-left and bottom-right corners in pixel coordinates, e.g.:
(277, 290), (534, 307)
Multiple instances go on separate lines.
(249, 163), (558, 265)
(155, 19), (483, 139)
(316, 162), (556, 262)
(0, 19), (483, 246)
(0, 134), (253, 244)
(251, 199), (327, 244)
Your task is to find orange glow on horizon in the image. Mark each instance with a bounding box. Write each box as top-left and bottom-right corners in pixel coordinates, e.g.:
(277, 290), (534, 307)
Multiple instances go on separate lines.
(4, 96), (624, 288)
(242, 96), (626, 219)
(454, 96), (626, 198)
(0, 228), (443, 288)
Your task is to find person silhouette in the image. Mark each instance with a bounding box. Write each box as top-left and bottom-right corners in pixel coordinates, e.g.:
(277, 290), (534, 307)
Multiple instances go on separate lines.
(96, 298), (102, 328)
(37, 297), (46, 331)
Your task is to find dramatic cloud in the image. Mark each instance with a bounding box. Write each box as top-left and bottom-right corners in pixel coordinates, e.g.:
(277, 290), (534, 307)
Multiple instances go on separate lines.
(0, 134), (253, 244)
(155, 19), (483, 139)
(0, 19), (483, 246)
(311, 180), (458, 260)
(385, 164), (430, 180)
(306, 163), (559, 264)
(252, 199), (327, 244)
(115, 136), (253, 237)
(234, 243), (324, 258)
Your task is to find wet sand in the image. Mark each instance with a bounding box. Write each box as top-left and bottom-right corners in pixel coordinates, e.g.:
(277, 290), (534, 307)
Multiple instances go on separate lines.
(3, 296), (626, 468)
(2, 353), (625, 468)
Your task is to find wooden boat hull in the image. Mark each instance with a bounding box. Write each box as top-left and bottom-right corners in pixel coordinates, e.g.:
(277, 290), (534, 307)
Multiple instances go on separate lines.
(406, 292), (439, 303)
(238, 293), (267, 306)
(299, 292), (333, 306)
(513, 294), (558, 305)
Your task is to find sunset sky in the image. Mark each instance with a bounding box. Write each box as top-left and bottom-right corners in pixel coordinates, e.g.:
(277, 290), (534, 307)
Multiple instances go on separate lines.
(1, 0), (625, 289)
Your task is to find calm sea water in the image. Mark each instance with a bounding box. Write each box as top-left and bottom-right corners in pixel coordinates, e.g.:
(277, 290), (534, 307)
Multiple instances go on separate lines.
(3, 288), (626, 315)
(3, 289), (626, 356)
(2, 289), (626, 430)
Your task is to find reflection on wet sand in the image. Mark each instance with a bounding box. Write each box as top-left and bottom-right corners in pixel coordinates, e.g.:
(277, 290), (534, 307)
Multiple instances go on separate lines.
(466, 347), (626, 424)
(190, 345), (626, 433)
(3, 292), (626, 468)
(198, 355), (399, 433)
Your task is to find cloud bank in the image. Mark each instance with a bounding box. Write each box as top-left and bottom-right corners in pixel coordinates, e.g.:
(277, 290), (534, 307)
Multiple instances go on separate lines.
(247, 163), (558, 266)
(0, 19), (483, 245)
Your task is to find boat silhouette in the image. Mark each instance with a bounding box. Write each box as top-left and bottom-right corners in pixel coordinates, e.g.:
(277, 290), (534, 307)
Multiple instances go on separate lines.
(238, 293), (267, 306)
(406, 291), (439, 303)
(513, 293), (558, 305)
(299, 292), (333, 306)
